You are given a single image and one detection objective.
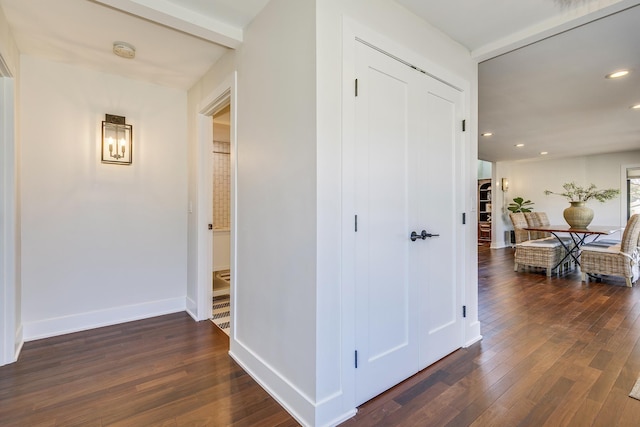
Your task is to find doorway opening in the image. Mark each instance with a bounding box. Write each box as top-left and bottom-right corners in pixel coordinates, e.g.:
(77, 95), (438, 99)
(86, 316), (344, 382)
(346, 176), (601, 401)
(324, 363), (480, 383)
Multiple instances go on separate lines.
(211, 104), (231, 335)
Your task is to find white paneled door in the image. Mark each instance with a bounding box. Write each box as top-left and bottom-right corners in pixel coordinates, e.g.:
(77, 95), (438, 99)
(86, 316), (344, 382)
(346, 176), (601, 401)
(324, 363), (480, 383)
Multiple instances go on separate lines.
(354, 41), (463, 405)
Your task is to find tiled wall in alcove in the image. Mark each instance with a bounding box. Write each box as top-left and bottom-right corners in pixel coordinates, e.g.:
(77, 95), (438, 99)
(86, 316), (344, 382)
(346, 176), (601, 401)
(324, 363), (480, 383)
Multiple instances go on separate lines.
(213, 140), (230, 229)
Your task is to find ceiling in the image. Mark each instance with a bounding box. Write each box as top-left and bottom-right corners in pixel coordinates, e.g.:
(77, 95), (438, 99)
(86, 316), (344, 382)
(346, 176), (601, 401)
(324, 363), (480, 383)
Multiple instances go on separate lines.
(1, 0), (638, 162)
(0, 0), (270, 89)
(478, 4), (640, 162)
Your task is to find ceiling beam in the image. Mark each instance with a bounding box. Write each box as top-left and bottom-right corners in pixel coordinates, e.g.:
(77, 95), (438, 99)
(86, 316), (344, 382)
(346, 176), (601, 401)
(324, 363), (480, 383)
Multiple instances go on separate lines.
(473, 0), (640, 61)
(94, 0), (243, 49)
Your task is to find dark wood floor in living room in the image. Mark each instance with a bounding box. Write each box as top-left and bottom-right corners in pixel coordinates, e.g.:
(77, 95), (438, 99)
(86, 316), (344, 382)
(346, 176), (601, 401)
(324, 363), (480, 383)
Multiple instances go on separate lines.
(3, 245), (640, 426)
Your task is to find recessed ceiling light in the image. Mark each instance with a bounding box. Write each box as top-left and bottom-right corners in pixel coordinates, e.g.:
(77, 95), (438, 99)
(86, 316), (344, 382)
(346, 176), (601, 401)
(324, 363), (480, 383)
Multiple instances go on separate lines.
(540, 151), (548, 155)
(481, 132), (493, 137)
(113, 41), (136, 59)
(515, 143), (525, 147)
(632, 104), (640, 110)
(605, 70), (629, 79)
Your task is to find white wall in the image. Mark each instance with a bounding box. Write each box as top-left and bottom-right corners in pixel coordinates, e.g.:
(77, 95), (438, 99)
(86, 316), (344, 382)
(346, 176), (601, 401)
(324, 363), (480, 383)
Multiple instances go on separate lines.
(0, 5), (19, 74)
(495, 150), (640, 247)
(212, 231), (230, 271)
(20, 55), (188, 339)
(231, 0), (318, 419)
(478, 160), (492, 179)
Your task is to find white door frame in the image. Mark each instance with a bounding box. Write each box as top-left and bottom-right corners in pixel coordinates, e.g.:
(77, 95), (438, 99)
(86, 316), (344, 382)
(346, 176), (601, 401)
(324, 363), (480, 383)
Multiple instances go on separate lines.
(0, 55), (19, 366)
(195, 72), (237, 322)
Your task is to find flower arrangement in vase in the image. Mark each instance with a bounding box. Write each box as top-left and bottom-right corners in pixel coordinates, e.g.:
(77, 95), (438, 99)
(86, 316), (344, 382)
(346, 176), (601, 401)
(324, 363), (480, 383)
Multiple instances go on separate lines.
(544, 182), (619, 228)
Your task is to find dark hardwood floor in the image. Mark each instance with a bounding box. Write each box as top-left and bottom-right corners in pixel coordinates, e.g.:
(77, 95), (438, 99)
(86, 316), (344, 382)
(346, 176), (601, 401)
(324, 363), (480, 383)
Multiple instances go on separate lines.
(0, 314), (298, 426)
(3, 246), (640, 426)
(342, 244), (640, 426)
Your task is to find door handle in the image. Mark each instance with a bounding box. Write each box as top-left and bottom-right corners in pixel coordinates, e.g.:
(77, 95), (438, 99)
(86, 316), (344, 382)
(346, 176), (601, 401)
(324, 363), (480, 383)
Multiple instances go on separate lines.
(410, 230), (440, 241)
(422, 230), (440, 238)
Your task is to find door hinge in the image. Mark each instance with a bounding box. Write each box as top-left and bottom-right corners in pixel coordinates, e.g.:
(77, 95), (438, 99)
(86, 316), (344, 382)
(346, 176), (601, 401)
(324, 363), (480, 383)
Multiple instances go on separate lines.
(355, 79), (358, 97)
(355, 350), (358, 368)
(462, 119), (466, 132)
(463, 305), (467, 318)
(355, 215), (358, 232)
(462, 212), (466, 225)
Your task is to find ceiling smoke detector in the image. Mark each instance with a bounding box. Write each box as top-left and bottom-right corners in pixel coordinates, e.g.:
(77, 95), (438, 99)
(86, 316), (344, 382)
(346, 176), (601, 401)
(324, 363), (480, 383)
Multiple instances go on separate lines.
(113, 41), (135, 59)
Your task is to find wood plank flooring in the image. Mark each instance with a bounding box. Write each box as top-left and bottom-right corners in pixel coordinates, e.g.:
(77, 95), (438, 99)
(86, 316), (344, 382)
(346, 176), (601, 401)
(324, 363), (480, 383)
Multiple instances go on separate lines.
(0, 313), (298, 426)
(341, 244), (640, 426)
(3, 246), (640, 426)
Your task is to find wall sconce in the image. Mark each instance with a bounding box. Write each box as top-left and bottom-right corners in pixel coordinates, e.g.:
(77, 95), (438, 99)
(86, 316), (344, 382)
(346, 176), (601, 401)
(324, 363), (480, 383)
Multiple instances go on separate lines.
(501, 177), (509, 192)
(102, 114), (132, 165)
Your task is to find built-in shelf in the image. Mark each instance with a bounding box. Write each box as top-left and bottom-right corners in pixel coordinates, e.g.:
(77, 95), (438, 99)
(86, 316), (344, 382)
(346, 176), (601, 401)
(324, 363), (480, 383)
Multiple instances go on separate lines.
(478, 179), (492, 242)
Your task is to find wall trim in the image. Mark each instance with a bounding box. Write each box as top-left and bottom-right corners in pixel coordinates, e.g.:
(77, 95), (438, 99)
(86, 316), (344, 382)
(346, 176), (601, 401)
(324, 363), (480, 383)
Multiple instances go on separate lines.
(194, 72), (237, 322)
(231, 339), (356, 427)
(23, 297), (186, 341)
(0, 73), (17, 367)
(185, 296), (197, 321)
(229, 342), (315, 427)
(14, 323), (23, 360)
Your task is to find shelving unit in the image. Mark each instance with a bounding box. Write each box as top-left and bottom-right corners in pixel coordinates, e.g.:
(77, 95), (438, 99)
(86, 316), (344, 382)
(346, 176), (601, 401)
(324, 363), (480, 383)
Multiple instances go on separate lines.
(478, 179), (492, 242)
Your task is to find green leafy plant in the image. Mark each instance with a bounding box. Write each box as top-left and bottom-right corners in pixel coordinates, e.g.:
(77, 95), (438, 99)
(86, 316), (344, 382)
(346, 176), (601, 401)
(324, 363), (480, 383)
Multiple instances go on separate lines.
(544, 182), (620, 203)
(507, 197), (535, 213)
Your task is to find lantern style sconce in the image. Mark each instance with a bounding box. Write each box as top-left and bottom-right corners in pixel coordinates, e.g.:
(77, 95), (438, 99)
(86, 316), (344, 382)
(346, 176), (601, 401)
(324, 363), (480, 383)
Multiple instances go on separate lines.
(102, 114), (132, 165)
(501, 177), (509, 192)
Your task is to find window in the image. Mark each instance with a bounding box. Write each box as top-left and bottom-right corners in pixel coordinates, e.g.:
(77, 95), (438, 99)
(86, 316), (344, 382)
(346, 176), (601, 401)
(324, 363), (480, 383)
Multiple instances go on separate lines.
(627, 168), (640, 220)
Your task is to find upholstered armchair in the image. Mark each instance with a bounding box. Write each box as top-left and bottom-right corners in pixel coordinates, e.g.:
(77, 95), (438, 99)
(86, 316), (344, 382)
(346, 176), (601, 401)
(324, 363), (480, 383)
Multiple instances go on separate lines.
(524, 212), (551, 240)
(581, 214), (640, 287)
(509, 212), (566, 277)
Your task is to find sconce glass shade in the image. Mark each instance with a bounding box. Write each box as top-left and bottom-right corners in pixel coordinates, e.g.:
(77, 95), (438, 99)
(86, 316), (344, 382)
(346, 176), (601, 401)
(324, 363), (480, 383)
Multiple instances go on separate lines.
(501, 177), (509, 192)
(102, 114), (132, 165)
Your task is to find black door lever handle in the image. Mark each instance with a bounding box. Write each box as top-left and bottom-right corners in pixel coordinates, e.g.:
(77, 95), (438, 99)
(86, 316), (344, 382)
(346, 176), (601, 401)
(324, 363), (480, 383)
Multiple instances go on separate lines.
(422, 230), (440, 238)
(411, 230), (440, 241)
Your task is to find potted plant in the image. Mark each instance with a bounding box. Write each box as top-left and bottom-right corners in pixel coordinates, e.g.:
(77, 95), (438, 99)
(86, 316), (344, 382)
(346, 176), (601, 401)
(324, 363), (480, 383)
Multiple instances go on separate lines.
(507, 197), (534, 213)
(544, 182), (619, 228)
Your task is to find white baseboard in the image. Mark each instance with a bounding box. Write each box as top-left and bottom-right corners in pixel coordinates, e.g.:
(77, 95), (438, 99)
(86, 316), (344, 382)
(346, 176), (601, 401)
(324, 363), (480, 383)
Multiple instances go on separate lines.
(229, 339), (315, 426)
(490, 241), (511, 249)
(14, 323), (23, 361)
(186, 296), (197, 321)
(229, 339), (354, 427)
(465, 319), (482, 347)
(23, 297), (186, 341)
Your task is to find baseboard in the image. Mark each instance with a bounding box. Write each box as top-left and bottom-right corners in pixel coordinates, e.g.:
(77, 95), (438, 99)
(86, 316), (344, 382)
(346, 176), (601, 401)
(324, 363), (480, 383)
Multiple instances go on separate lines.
(490, 241), (510, 249)
(229, 339), (355, 427)
(14, 323), (23, 361)
(229, 339), (315, 426)
(23, 297), (186, 341)
(185, 296), (197, 321)
(465, 320), (482, 347)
